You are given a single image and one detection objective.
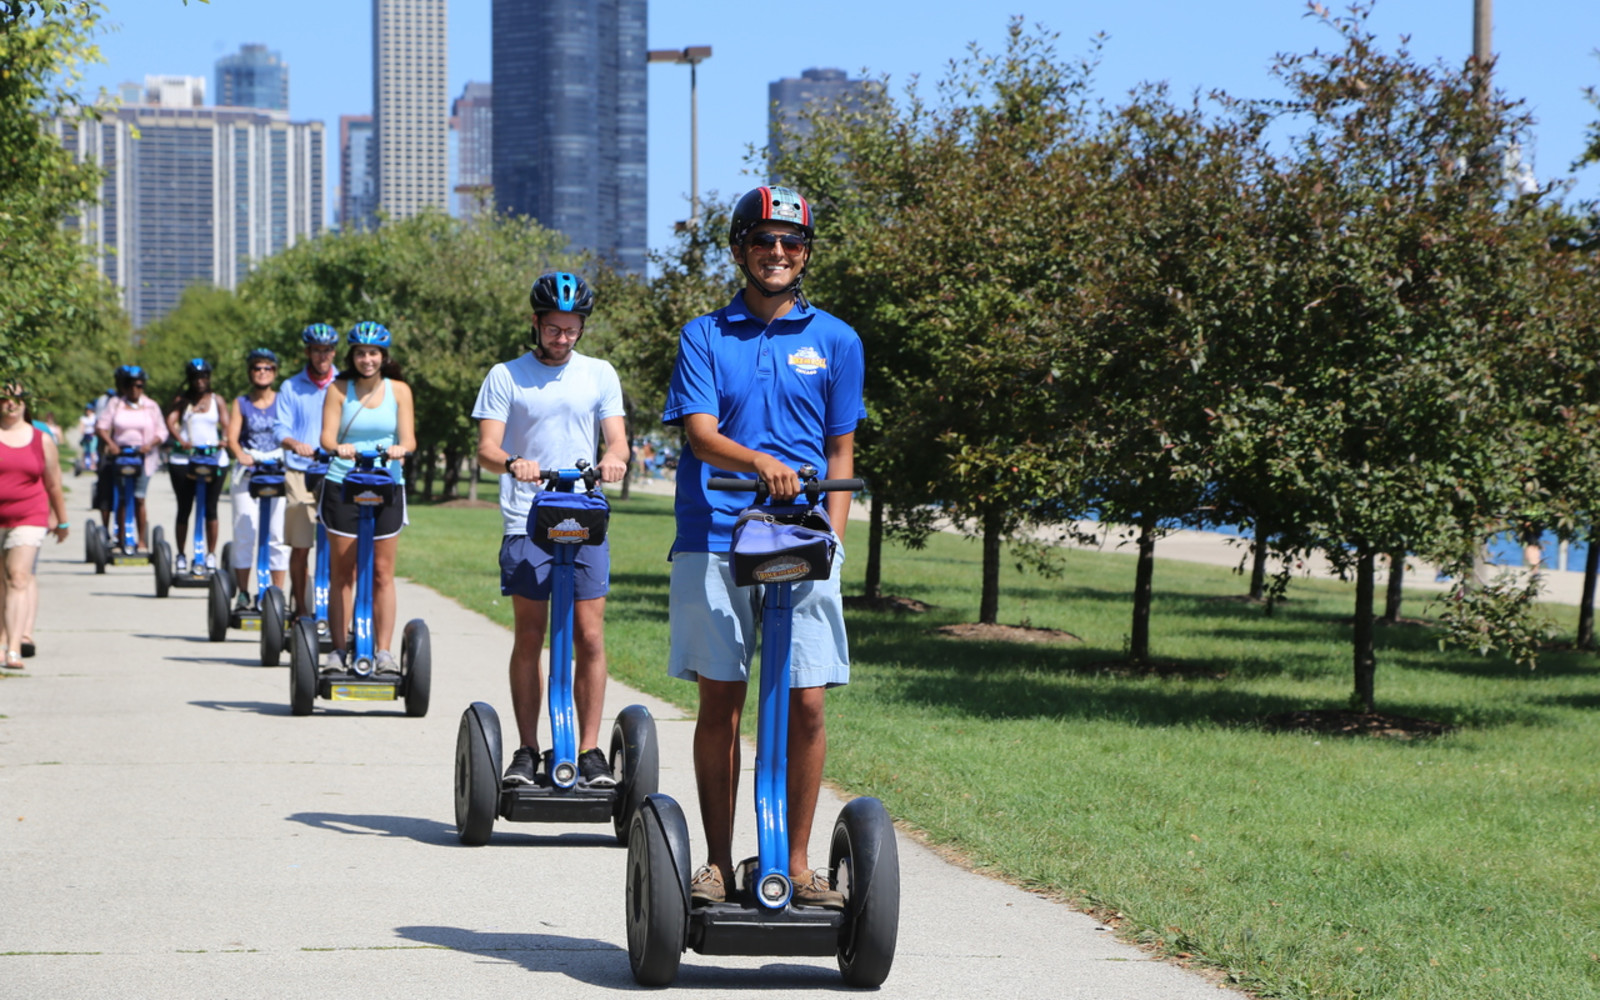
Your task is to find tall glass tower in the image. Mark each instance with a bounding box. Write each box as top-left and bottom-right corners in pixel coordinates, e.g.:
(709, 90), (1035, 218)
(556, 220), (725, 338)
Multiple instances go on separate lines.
(491, 0), (647, 274)
(215, 44), (289, 111)
(374, 0), (448, 220)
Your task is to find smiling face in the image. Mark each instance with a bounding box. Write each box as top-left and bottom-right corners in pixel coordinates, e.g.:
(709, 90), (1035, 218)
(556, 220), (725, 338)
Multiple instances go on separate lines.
(733, 221), (811, 296)
(304, 343), (336, 379)
(1, 385), (26, 423)
(349, 344), (385, 378)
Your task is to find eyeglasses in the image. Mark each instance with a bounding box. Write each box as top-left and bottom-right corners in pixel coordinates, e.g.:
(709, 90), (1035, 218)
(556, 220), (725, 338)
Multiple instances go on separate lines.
(744, 232), (809, 253)
(251, 366), (277, 373)
(540, 325), (583, 341)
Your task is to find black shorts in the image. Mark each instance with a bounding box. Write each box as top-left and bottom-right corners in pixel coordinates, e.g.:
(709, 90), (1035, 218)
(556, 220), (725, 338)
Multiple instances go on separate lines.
(317, 479), (407, 540)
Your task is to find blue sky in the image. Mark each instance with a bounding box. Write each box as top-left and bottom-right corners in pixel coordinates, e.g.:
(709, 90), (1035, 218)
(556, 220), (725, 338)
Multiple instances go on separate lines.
(84, 1), (1600, 255)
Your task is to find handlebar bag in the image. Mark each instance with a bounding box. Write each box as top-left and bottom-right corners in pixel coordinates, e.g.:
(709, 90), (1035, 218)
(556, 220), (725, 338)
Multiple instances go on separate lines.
(341, 467), (396, 507)
(187, 448), (221, 482)
(730, 502), (836, 587)
(302, 459), (330, 494)
(247, 463), (287, 499)
(115, 453), (143, 475)
(528, 488), (609, 547)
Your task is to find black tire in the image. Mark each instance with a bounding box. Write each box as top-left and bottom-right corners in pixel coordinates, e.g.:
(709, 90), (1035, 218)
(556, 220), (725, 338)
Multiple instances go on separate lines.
(154, 540), (173, 598)
(626, 795), (690, 987)
(220, 542), (236, 600)
(260, 586), (287, 666)
(151, 524), (165, 553)
(830, 797), (901, 987)
(83, 519), (94, 563)
(90, 522), (107, 574)
(610, 705), (659, 844)
(402, 618), (431, 718)
(454, 702), (501, 846)
(207, 572), (230, 642)
(289, 617), (317, 716)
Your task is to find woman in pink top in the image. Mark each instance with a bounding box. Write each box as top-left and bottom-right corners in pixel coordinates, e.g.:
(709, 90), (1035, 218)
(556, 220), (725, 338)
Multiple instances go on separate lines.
(95, 365), (168, 552)
(0, 383), (68, 670)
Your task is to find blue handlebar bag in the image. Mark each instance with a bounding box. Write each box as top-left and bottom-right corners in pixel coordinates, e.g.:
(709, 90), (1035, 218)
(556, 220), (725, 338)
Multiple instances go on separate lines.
(528, 489), (609, 548)
(730, 501), (836, 587)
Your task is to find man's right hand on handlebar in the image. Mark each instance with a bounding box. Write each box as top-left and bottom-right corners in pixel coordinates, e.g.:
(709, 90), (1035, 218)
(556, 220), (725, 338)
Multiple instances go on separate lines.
(752, 454), (800, 501)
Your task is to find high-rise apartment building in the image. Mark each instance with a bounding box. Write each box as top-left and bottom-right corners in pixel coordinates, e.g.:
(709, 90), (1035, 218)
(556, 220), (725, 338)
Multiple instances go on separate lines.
(451, 81), (492, 216)
(216, 44), (289, 111)
(373, 0), (448, 220)
(492, 0), (647, 274)
(768, 67), (879, 165)
(51, 104), (324, 326)
(340, 114), (378, 231)
(141, 74), (206, 108)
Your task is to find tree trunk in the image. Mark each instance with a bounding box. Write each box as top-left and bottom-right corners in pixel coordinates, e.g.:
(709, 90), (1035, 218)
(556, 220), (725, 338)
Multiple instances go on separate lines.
(979, 507), (1002, 625)
(441, 445), (462, 499)
(863, 493), (884, 601)
(422, 448), (437, 499)
(618, 397), (634, 501)
(1353, 544), (1377, 713)
(467, 458), (480, 501)
(1381, 549), (1405, 624)
(1579, 530), (1599, 650)
(1130, 515), (1156, 664)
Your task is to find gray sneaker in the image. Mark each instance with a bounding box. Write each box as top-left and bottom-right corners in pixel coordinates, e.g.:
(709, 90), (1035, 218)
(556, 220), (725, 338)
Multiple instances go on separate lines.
(324, 648), (345, 674)
(374, 649), (400, 674)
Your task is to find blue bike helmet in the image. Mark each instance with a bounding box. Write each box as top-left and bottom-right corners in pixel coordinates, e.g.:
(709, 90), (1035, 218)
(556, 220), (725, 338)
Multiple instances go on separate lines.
(301, 323), (339, 346)
(246, 347), (279, 367)
(347, 321), (392, 347)
(529, 272), (595, 317)
(114, 364), (145, 385)
(185, 357), (213, 378)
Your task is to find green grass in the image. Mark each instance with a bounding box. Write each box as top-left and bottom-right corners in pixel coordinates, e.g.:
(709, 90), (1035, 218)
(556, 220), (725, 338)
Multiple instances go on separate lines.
(399, 494), (1600, 1000)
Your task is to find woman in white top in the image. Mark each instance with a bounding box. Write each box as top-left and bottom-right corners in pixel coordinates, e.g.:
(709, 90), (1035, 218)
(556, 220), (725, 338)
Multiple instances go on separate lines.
(165, 358), (228, 573)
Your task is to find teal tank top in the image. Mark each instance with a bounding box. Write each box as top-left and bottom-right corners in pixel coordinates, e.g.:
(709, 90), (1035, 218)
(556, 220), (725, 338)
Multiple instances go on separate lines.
(327, 378), (401, 484)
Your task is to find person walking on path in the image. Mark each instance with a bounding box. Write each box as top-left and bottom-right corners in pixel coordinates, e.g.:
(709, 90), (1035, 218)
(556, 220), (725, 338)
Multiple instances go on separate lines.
(275, 324), (340, 619)
(319, 322), (416, 673)
(0, 383), (69, 670)
(95, 365), (167, 551)
(661, 185), (866, 908)
(164, 358), (229, 572)
(226, 349), (289, 607)
(472, 272), (630, 789)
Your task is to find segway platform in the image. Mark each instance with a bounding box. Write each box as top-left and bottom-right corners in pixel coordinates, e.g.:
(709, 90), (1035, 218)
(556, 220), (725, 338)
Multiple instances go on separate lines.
(501, 762), (618, 824)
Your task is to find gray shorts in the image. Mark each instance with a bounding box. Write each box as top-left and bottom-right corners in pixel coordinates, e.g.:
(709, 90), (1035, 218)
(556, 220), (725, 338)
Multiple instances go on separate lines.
(667, 548), (849, 689)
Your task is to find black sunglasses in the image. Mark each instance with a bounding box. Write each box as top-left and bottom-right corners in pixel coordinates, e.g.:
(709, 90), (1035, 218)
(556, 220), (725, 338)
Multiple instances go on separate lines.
(745, 232), (809, 252)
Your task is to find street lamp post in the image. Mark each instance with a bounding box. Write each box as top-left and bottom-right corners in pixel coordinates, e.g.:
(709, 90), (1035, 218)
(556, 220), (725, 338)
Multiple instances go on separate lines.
(648, 45), (712, 227)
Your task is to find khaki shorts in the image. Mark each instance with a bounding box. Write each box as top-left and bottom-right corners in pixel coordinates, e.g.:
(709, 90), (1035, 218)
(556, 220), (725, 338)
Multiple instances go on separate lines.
(283, 469), (319, 549)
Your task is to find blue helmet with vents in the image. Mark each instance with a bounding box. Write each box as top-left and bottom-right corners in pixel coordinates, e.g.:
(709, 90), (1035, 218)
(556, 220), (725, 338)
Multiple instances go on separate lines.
(301, 323), (339, 346)
(347, 321), (392, 347)
(185, 357), (213, 378)
(529, 272), (594, 317)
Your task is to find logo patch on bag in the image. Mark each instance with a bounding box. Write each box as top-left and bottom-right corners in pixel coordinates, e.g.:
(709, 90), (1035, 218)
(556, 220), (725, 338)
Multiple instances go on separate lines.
(546, 517), (591, 544)
(354, 490), (384, 506)
(753, 555), (814, 583)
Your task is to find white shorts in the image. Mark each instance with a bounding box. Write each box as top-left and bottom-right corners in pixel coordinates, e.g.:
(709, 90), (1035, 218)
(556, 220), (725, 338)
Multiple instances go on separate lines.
(667, 548), (850, 689)
(229, 474), (290, 571)
(0, 525), (48, 550)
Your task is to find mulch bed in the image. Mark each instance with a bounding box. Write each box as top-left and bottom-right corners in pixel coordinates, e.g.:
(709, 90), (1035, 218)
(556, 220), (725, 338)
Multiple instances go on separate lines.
(843, 594), (933, 613)
(934, 622), (1081, 644)
(1255, 709), (1453, 739)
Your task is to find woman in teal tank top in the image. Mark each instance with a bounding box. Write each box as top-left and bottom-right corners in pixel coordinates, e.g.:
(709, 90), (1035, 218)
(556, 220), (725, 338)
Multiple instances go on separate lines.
(318, 323), (416, 672)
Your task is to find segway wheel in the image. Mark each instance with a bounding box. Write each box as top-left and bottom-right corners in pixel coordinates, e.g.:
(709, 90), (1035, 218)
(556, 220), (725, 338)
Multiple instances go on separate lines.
(454, 702), (501, 846)
(91, 523), (107, 574)
(260, 586), (287, 665)
(401, 618), (431, 717)
(830, 796), (901, 987)
(151, 524), (165, 552)
(289, 617), (317, 716)
(626, 795), (690, 986)
(206, 573), (230, 642)
(154, 540), (173, 598)
(610, 704), (659, 843)
(219, 543), (236, 599)
(83, 519), (94, 563)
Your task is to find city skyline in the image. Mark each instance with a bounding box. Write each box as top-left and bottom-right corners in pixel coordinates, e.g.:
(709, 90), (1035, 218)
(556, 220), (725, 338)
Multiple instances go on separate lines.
(373, 0), (450, 221)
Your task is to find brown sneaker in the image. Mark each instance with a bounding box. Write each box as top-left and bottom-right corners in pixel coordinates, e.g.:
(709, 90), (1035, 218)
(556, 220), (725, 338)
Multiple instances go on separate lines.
(690, 864), (726, 906)
(791, 868), (844, 909)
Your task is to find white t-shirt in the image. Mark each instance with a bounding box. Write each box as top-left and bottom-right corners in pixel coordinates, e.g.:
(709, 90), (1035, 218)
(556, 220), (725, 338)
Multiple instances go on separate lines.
(472, 350), (625, 536)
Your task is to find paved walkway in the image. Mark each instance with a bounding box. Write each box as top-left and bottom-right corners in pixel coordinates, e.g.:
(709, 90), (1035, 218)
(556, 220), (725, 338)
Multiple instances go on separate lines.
(0, 475), (1233, 998)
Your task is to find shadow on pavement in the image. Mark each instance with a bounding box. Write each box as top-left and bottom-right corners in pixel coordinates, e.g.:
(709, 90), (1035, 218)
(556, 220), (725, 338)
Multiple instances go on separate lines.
(188, 699), (293, 715)
(394, 925), (630, 986)
(288, 811), (460, 846)
(167, 655), (272, 668)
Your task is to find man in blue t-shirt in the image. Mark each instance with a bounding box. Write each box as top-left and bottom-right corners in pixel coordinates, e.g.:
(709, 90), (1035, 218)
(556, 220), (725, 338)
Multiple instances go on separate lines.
(662, 185), (866, 910)
(275, 324), (340, 619)
(473, 272), (629, 790)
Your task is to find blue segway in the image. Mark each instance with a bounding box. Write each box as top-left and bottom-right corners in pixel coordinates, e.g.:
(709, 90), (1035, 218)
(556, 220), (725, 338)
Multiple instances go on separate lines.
(625, 467), (898, 988)
(454, 461), (658, 845)
(93, 452), (149, 573)
(289, 450), (429, 716)
(207, 458), (289, 667)
(154, 445), (223, 597)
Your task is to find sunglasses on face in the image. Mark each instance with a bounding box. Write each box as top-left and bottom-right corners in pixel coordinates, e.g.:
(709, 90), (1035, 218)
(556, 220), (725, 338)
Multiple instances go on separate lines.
(744, 232), (809, 253)
(251, 365), (277, 373)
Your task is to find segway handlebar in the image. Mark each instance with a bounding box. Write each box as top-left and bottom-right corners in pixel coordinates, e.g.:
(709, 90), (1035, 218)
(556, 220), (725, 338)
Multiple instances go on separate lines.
(538, 458), (598, 489)
(707, 464), (865, 502)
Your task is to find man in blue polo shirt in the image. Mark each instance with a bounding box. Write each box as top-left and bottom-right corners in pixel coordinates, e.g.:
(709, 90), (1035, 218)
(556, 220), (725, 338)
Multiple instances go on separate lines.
(663, 185), (866, 910)
(274, 324), (339, 619)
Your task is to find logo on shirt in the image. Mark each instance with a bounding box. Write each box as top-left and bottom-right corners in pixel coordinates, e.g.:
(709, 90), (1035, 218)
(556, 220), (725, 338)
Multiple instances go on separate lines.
(787, 346), (827, 376)
(547, 517), (590, 544)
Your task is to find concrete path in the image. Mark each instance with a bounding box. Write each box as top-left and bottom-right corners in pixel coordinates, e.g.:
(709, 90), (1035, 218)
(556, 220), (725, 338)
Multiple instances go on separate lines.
(0, 475), (1234, 998)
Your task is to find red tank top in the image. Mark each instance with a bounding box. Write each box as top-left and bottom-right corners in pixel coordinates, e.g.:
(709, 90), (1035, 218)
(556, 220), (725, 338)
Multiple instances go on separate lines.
(0, 426), (49, 528)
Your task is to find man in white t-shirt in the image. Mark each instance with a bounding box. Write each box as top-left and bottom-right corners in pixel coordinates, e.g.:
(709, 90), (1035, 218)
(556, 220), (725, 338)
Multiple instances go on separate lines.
(472, 272), (630, 789)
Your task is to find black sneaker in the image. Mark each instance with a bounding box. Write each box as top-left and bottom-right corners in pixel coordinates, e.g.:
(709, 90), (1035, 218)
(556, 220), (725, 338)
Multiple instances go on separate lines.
(503, 745), (539, 787)
(577, 747), (616, 789)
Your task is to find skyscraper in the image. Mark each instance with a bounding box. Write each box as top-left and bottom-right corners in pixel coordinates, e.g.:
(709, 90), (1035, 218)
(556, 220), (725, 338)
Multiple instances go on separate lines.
(51, 103), (324, 326)
(768, 68), (880, 166)
(373, 0), (448, 220)
(340, 115), (378, 231)
(451, 81), (492, 216)
(215, 44), (289, 111)
(492, 0), (647, 274)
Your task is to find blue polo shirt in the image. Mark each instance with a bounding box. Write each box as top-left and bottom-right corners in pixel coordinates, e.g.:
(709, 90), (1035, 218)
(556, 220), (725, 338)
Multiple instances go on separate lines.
(273, 367), (337, 472)
(663, 293), (866, 553)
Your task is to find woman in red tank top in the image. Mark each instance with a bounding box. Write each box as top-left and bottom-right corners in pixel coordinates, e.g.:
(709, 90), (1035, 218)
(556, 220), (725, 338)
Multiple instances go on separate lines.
(0, 383), (69, 670)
